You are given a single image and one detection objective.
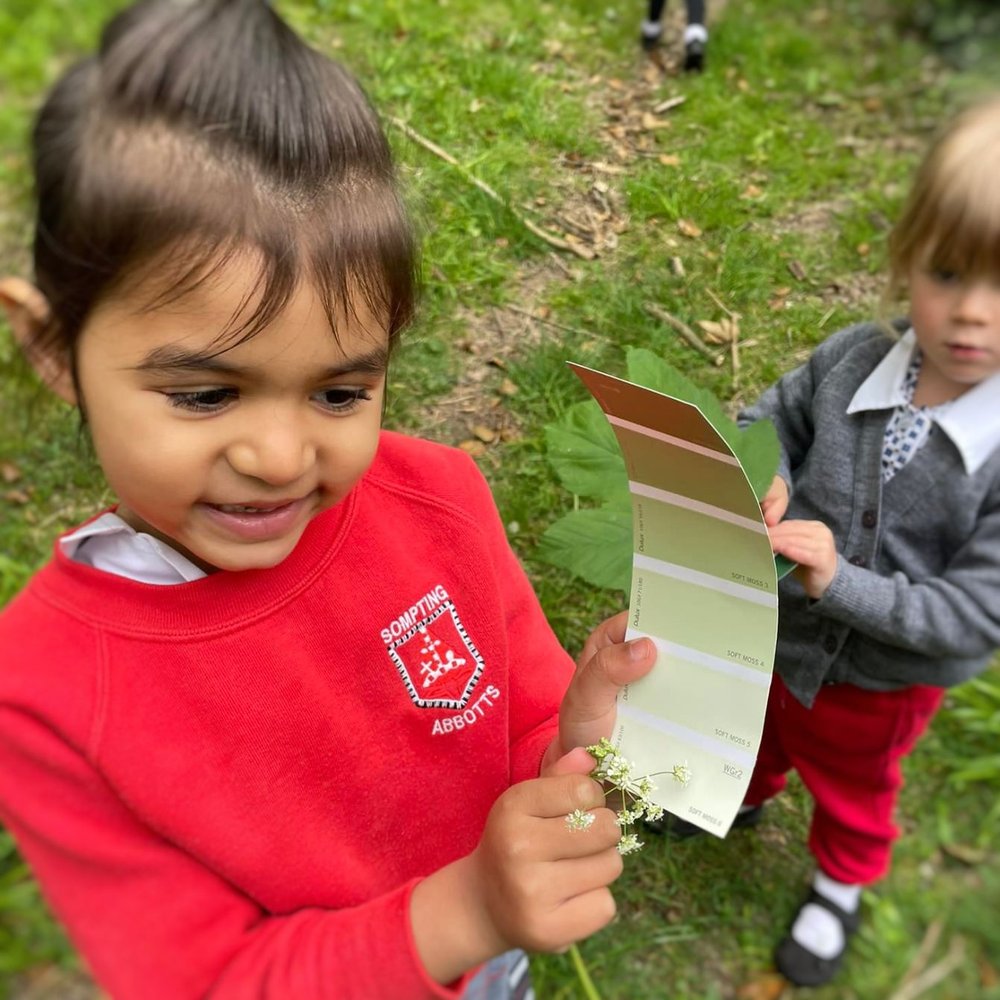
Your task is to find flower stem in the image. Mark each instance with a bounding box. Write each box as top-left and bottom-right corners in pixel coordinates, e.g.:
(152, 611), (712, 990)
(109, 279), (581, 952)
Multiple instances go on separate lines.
(568, 944), (603, 1000)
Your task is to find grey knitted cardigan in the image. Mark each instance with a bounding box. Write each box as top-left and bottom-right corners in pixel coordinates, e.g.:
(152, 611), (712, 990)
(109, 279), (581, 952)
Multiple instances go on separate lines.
(739, 322), (1000, 707)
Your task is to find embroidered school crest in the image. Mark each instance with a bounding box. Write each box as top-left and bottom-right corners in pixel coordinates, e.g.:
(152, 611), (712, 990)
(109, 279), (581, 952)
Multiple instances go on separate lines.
(381, 585), (485, 709)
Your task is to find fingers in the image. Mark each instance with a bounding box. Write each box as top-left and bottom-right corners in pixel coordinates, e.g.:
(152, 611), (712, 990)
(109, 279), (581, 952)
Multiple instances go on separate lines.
(559, 628), (656, 753)
(768, 519), (835, 566)
(511, 887), (618, 954)
(576, 609), (629, 668)
(543, 746), (598, 779)
(507, 771), (605, 820)
(768, 519), (838, 598)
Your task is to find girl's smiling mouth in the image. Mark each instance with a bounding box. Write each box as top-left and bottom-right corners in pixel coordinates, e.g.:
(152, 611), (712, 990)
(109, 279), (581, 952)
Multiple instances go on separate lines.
(200, 496), (314, 540)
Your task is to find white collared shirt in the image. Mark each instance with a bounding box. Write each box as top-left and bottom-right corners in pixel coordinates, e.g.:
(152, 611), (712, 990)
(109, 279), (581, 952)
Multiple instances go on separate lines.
(846, 328), (1000, 475)
(59, 512), (206, 585)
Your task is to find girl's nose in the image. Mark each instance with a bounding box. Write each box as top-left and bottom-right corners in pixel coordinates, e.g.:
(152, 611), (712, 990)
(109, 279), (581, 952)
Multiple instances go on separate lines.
(226, 413), (316, 486)
(953, 280), (996, 324)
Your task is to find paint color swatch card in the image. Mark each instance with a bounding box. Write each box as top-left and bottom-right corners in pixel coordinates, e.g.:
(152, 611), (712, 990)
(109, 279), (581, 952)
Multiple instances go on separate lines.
(569, 363), (778, 837)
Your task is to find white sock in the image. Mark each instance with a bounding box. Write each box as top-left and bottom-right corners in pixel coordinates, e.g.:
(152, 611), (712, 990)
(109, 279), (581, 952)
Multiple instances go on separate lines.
(683, 23), (709, 45)
(641, 19), (662, 40)
(790, 872), (861, 960)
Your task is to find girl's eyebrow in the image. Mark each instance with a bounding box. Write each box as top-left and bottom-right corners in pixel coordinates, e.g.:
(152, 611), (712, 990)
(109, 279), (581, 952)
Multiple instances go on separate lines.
(133, 344), (389, 378)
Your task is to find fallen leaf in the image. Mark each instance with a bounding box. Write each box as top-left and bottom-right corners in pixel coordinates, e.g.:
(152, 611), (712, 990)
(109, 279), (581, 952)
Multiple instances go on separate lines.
(736, 972), (787, 1000)
(468, 98), (484, 114)
(737, 78), (750, 93)
(1, 461), (21, 483)
(4, 489), (30, 505)
(698, 319), (731, 344)
(678, 219), (702, 239)
(494, 237), (509, 248)
(458, 440), (487, 457)
(856, 242), (870, 257)
(740, 184), (764, 199)
(487, 356), (507, 370)
(472, 425), (496, 443)
(863, 95), (883, 113)
(498, 378), (519, 396)
(670, 256), (685, 277)
(640, 112), (671, 131)
(698, 317), (740, 344)
(787, 259), (808, 281)
(499, 427), (521, 442)
(658, 154), (681, 168)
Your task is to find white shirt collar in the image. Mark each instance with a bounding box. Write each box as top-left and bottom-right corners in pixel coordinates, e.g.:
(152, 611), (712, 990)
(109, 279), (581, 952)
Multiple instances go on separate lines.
(59, 512), (206, 585)
(847, 328), (1000, 475)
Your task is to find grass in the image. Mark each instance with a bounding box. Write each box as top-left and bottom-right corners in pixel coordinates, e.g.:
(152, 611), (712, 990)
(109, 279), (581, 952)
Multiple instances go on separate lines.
(1, 1), (999, 998)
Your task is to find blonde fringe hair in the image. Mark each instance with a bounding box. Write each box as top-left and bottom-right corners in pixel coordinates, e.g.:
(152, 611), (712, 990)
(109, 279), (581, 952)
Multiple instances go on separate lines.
(882, 94), (1000, 329)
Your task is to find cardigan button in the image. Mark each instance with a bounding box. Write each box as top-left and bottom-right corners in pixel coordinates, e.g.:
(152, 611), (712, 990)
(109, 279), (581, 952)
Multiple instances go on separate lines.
(861, 509), (877, 529)
(822, 634), (838, 654)
(849, 554), (867, 567)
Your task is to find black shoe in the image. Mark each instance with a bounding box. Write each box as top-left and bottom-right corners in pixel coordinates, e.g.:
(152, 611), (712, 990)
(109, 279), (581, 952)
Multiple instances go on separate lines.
(643, 804), (763, 840)
(775, 889), (861, 987)
(640, 28), (662, 52)
(683, 39), (705, 72)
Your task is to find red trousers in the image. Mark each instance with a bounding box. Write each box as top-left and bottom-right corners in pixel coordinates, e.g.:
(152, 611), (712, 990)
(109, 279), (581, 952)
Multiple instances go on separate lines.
(745, 674), (944, 884)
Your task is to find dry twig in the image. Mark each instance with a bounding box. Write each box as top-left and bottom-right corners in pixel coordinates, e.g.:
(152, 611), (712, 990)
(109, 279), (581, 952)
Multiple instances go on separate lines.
(705, 287), (742, 383)
(388, 116), (596, 260)
(888, 931), (966, 1000)
(652, 95), (687, 115)
(644, 302), (723, 365)
(502, 304), (601, 342)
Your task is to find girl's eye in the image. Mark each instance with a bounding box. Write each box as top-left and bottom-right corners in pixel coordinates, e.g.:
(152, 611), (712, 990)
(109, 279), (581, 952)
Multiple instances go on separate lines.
(165, 388), (237, 412)
(316, 387), (372, 412)
(931, 267), (960, 284)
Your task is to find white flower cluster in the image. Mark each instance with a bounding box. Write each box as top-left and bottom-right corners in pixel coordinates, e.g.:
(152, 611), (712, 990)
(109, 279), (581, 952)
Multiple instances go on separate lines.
(585, 738), (665, 856)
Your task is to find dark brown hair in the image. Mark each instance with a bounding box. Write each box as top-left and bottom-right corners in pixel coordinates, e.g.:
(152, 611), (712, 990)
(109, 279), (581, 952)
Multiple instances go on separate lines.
(30, 0), (416, 361)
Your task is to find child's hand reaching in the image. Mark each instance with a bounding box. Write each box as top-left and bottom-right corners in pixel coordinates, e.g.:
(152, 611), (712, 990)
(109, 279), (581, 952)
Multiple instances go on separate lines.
(760, 474), (838, 598)
(760, 474), (790, 527)
(768, 518), (838, 599)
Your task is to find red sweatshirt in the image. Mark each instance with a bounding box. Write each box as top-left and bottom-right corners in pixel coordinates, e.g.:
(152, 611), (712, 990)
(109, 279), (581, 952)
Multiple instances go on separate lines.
(0, 432), (575, 999)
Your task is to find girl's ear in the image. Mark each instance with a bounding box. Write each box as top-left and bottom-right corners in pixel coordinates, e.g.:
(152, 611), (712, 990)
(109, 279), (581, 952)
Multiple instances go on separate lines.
(0, 277), (77, 404)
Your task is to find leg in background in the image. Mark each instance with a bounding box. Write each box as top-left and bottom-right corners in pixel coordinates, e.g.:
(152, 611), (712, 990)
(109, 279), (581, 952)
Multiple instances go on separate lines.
(640, 0), (667, 51)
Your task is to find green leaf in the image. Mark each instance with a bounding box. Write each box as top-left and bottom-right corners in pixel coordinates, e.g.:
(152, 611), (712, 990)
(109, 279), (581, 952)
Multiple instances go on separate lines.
(625, 347), (731, 436)
(537, 501), (632, 592)
(625, 347), (779, 501)
(732, 418), (781, 500)
(540, 350), (784, 593)
(544, 399), (626, 501)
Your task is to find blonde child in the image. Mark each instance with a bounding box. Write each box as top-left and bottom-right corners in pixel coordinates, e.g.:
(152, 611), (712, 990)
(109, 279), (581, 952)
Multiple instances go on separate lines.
(0, 2), (657, 997)
(736, 97), (1000, 985)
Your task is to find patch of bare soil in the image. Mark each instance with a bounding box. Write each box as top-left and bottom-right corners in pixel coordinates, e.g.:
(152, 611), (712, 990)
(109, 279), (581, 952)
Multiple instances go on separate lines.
(419, 257), (579, 453)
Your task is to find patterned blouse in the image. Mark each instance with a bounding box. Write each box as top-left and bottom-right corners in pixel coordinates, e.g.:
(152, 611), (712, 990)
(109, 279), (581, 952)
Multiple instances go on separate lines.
(881, 351), (953, 483)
